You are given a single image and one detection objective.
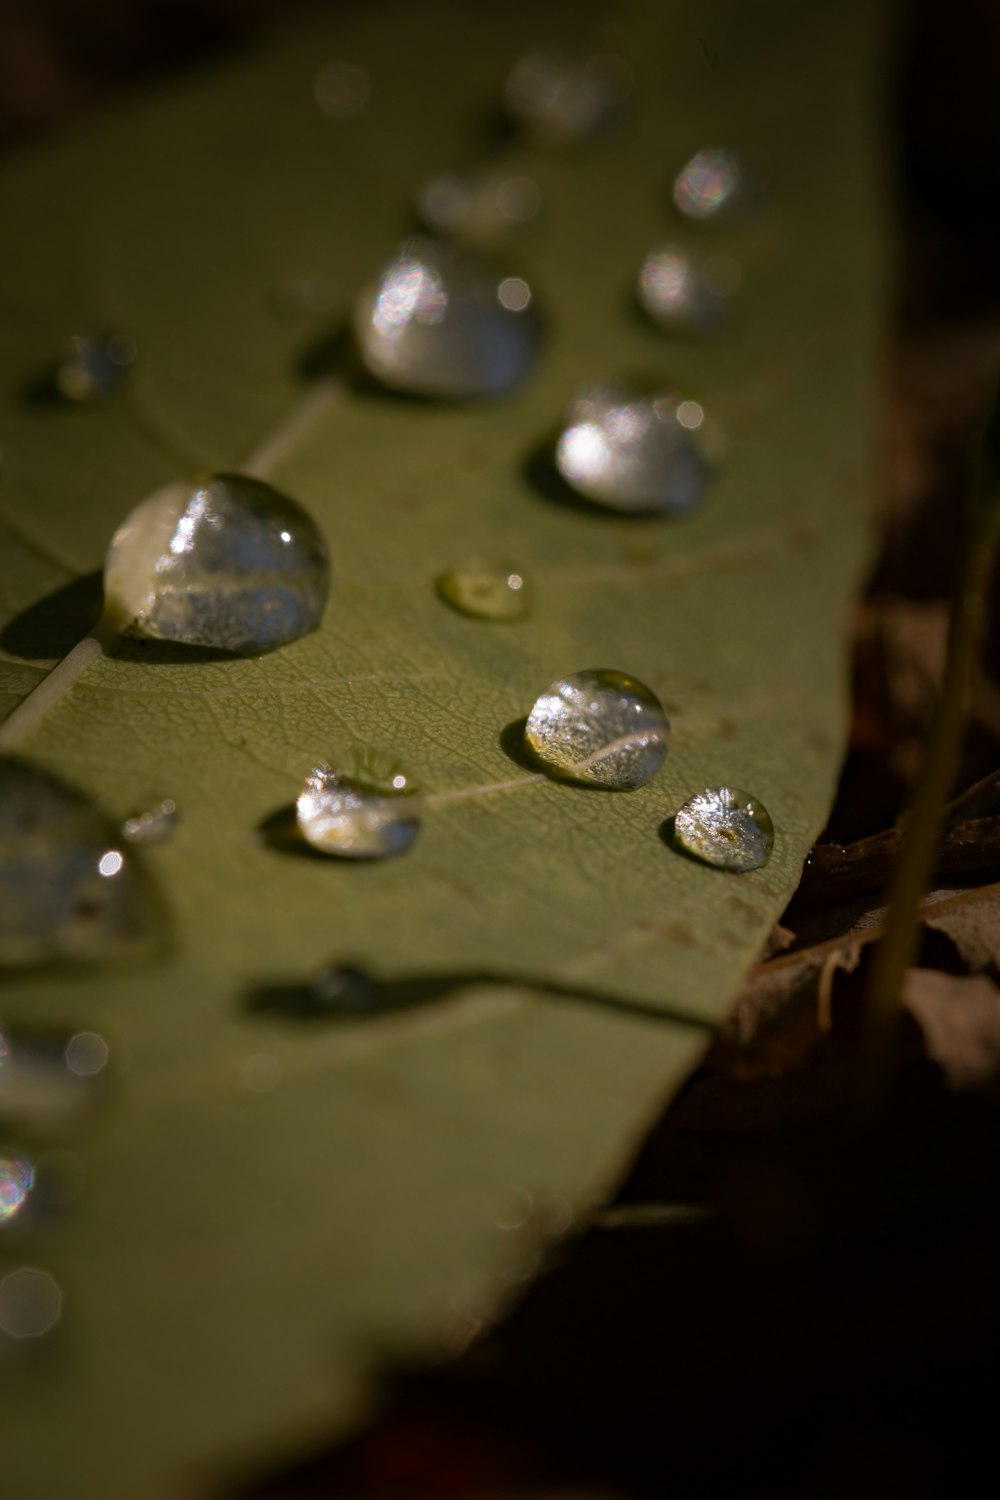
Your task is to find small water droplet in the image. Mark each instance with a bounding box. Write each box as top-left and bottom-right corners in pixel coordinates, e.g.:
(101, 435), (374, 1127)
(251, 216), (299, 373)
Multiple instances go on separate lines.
(104, 472), (329, 653)
(121, 798), (178, 846)
(353, 237), (540, 400)
(524, 669), (670, 789)
(555, 383), (712, 514)
(54, 333), (136, 403)
(296, 763), (421, 859)
(673, 786), (774, 871)
(637, 244), (739, 335)
(314, 60), (370, 118)
(673, 147), (744, 221)
(417, 171), (541, 242)
(504, 51), (632, 145)
(0, 758), (157, 969)
(437, 560), (529, 621)
(0, 1154), (34, 1223)
(0, 1267), (62, 1339)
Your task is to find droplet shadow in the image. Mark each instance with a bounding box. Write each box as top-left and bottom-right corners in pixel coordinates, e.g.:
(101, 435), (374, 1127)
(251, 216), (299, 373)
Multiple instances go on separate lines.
(499, 716), (538, 774)
(108, 634), (246, 666)
(258, 804), (327, 861)
(0, 571), (104, 660)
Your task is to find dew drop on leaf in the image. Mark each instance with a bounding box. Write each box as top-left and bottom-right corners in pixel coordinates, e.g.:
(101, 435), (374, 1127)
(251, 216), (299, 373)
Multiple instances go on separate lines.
(353, 237), (540, 400)
(504, 50), (631, 145)
(0, 1154), (35, 1223)
(103, 473), (329, 653)
(524, 669), (670, 789)
(555, 383), (712, 514)
(673, 786), (774, 871)
(672, 147), (744, 221)
(0, 757), (157, 969)
(436, 559), (529, 621)
(295, 763), (421, 859)
(121, 799), (178, 846)
(637, 243), (738, 335)
(54, 333), (136, 403)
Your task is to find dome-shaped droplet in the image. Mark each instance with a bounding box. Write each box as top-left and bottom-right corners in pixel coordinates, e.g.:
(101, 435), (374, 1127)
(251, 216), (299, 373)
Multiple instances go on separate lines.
(437, 560), (529, 621)
(524, 669), (670, 789)
(673, 786), (774, 871)
(353, 237), (540, 400)
(637, 244), (739, 335)
(673, 147), (743, 221)
(555, 383), (711, 515)
(296, 763), (421, 859)
(416, 171), (541, 243)
(0, 757), (156, 968)
(104, 472), (329, 654)
(504, 51), (631, 145)
(0, 1155), (35, 1222)
(54, 333), (137, 403)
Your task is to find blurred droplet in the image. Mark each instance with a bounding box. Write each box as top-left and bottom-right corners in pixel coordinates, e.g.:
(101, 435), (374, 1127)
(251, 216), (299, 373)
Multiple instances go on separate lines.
(296, 763), (421, 859)
(0, 1267), (62, 1339)
(673, 786), (774, 871)
(242, 1054), (281, 1093)
(524, 669), (670, 789)
(0, 758), (157, 969)
(121, 799), (178, 846)
(437, 560), (529, 621)
(0, 1155), (34, 1223)
(0, 1026), (107, 1129)
(104, 473), (329, 654)
(505, 51), (631, 145)
(555, 383), (712, 514)
(637, 243), (739, 335)
(673, 147), (744, 220)
(354, 237), (540, 399)
(417, 170), (541, 242)
(498, 276), (531, 311)
(64, 1032), (109, 1078)
(54, 333), (136, 403)
(314, 60), (370, 118)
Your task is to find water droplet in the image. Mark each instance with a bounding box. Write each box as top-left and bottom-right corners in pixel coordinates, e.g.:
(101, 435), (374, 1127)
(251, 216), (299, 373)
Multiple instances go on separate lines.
(0, 1155), (34, 1223)
(673, 786), (774, 871)
(524, 669), (670, 789)
(637, 244), (738, 335)
(555, 383), (712, 514)
(437, 560), (529, 621)
(0, 758), (157, 969)
(54, 333), (136, 402)
(296, 763), (421, 859)
(314, 60), (370, 118)
(504, 51), (631, 145)
(353, 237), (540, 400)
(416, 171), (541, 242)
(121, 798), (178, 846)
(104, 472), (329, 653)
(0, 1267), (62, 1339)
(673, 147), (744, 221)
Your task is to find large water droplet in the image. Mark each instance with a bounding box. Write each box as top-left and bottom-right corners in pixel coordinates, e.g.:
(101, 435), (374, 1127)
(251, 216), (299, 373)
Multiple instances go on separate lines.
(637, 244), (738, 335)
(437, 560), (529, 621)
(673, 147), (744, 221)
(353, 237), (540, 400)
(417, 171), (541, 242)
(121, 798), (178, 846)
(504, 51), (631, 145)
(673, 786), (774, 871)
(104, 472), (329, 653)
(524, 669), (670, 789)
(296, 763), (421, 859)
(0, 1154), (34, 1223)
(0, 758), (156, 968)
(555, 383), (711, 514)
(54, 333), (136, 402)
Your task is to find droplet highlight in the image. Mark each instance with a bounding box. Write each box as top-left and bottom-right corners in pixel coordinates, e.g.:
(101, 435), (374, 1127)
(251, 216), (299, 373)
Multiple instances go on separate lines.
(504, 51), (631, 145)
(673, 786), (774, 871)
(555, 383), (712, 515)
(524, 669), (670, 789)
(0, 758), (157, 969)
(673, 147), (743, 221)
(437, 560), (529, 621)
(637, 244), (739, 335)
(104, 472), (329, 653)
(121, 798), (178, 846)
(296, 763), (421, 859)
(53, 333), (136, 403)
(0, 1155), (34, 1223)
(354, 237), (540, 400)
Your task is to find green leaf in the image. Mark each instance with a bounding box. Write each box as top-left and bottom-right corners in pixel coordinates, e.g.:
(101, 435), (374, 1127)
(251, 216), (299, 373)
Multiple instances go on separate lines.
(0, 1), (885, 1493)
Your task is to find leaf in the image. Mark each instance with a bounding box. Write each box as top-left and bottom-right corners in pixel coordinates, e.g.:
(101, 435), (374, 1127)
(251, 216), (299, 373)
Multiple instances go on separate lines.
(0, 1), (886, 1493)
(903, 969), (1000, 1089)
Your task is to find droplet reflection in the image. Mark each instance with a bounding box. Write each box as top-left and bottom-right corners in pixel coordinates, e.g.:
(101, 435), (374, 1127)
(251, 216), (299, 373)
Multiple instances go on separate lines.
(673, 147), (743, 220)
(0, 1155), (34, 1222)
(437, 560), (529, 621)
(524, 669), (670, 789)
(54, 333), (136, 403)
(555, 383), (712, 515)
(296, 763), (421, 859)
(637, 243), (739, 335)
(121, 799), (178, 846)
(673, 786), (774, 871)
